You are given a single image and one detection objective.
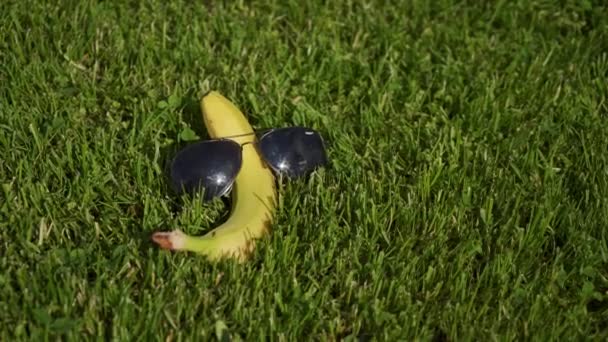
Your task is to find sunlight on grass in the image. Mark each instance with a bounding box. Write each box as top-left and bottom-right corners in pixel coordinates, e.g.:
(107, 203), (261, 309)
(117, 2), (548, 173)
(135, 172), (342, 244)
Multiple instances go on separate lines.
(1, 0), (607, 340)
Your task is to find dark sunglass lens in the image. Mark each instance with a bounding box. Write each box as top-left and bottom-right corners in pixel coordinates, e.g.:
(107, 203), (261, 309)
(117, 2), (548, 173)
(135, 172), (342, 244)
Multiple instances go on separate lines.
(170, 140), (242, 201)
(259, 127), (328, 178)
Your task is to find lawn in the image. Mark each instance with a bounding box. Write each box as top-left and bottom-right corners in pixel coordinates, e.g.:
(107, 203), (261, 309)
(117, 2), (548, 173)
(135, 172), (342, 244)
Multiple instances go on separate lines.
(1, 0), (607, 340)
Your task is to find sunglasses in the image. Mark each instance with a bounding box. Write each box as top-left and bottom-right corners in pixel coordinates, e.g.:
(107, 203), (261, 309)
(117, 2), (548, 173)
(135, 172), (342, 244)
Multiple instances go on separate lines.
(169, 126), (328, 201)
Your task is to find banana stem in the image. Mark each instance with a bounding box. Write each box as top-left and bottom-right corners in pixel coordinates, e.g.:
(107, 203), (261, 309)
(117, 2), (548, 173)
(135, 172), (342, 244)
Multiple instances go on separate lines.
(152, 229), (201, 251)
(151, 229), (251, 261)
(152, 229), (188, 251)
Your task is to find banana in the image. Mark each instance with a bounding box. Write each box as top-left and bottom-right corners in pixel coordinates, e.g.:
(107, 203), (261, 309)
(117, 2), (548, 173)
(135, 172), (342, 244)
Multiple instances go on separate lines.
(151, 91), (277, 262)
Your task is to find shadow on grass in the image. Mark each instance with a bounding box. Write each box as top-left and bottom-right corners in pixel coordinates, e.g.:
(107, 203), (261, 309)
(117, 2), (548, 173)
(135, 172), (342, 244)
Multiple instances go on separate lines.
(157, 88), (210, 199)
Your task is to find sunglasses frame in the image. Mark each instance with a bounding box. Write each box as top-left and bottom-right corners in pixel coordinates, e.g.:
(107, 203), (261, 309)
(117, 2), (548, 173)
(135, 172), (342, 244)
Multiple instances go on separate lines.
(170, 126), (328, 200)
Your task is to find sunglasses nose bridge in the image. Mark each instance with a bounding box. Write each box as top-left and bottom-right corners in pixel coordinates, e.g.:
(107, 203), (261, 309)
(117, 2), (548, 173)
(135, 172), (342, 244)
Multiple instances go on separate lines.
(221, 131), (257, 147)
(240, 140), (255, 147)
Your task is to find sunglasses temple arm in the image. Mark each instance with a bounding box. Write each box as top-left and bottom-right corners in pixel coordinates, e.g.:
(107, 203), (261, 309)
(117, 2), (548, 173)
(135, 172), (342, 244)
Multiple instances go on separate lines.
(214, 129), (276, 140)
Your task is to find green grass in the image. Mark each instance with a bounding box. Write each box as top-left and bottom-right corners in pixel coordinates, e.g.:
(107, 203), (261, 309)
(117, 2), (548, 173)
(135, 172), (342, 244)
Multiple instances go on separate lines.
(1, 0), (607, 340)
